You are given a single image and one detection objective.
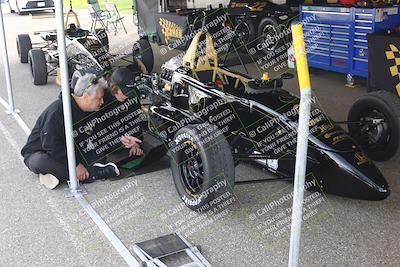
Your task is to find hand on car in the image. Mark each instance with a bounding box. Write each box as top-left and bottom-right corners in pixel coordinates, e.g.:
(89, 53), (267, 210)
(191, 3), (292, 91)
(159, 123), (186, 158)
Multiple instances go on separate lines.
(120, 135), (142, 149)
(76, 163), (89, 181)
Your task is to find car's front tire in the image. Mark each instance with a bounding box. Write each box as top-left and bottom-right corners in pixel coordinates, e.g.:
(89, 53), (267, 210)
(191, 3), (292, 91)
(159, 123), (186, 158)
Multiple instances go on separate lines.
(170, 123), (235, 211)
(348, 90), (400, 161)
(28, 49), (48, 85)
(16, 34), (32, 63)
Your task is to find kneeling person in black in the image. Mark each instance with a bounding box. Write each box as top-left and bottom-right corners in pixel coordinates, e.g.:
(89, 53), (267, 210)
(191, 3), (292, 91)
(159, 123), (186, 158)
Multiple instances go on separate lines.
(21, 74), (120, 189)
(104, 67), (145, 158)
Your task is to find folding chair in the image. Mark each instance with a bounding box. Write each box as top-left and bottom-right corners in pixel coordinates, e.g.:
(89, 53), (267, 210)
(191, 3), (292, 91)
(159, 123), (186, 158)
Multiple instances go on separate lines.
(87, 0), (109, 31)
(105, 2), (127, 35)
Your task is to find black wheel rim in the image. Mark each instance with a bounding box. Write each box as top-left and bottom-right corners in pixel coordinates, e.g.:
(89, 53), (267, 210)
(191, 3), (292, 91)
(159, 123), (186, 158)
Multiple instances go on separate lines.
(178, 141), (204, 196)
(355, 109), (391, 151)
(235, 22), (251, 48)
(262, 24), (279, 51)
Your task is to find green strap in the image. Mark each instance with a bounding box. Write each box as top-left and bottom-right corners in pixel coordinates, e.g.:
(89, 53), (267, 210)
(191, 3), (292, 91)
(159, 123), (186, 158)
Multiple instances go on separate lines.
(120, 156), (145, 169)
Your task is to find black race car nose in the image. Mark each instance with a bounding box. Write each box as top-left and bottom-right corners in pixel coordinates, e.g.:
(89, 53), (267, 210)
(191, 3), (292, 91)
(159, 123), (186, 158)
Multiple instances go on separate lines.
(309, 150), (390, 201)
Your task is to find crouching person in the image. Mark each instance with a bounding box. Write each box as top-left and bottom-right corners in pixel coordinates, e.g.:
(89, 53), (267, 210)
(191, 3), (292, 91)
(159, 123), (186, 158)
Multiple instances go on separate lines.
(21, 74), (120, 189)
(105, 67), (145, 157)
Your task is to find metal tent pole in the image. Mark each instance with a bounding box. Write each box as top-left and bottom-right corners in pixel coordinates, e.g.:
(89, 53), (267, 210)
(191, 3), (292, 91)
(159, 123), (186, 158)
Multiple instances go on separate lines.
(0, 2), (16, 113)
(54, 0), (79, 192)
(288, 23), (312, 267)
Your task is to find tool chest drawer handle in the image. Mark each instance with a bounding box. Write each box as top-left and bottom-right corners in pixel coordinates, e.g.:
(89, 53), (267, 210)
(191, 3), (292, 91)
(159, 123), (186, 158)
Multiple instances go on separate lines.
(355, 19), (372, 23)
(315, 47), (330, 51)
(354, 38), (368, 43)
(331, 55), (348, 59)
(302, 10), (351, 16)
(304, 30), (330, 34)
(330, 49), (348, 53)
(355, 26), (372, 30)
(332, 25), (350, 29)
(353, 57), (368, 62)
(308, 51), (330, 57)
(304, 35), (330, 39)
(331, 37), (349, 41)
(305, 23), (331, 28)
(331, 31), (349, 35)
(355, 32), (367, 36)
(355, 13), (373, 17)
(314, 41), (331, 46)
(331, 43), (348, 48)
(354, 45), (368, 49)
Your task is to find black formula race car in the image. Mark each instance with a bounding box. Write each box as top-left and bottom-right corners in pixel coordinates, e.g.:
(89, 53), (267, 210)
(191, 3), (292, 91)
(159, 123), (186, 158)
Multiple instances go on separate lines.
(130, 32), (397, 210)
(225, 0), (297, 54)
(84, 33), (400, 211)
(16, 22), (109, 86)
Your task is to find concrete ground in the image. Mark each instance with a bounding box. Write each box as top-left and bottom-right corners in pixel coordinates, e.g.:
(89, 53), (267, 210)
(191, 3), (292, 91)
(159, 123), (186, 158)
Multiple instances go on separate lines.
(0, 5), (399, 267)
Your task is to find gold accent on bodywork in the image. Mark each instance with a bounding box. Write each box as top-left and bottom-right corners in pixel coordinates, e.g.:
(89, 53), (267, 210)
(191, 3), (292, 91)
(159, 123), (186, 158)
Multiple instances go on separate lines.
(159, 18), (184, 44)
(354, 152), (369, 166)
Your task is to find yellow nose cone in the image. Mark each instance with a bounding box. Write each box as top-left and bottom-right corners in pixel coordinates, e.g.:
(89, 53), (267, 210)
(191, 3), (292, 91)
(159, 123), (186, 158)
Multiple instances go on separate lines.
(262, 72), (270, 81)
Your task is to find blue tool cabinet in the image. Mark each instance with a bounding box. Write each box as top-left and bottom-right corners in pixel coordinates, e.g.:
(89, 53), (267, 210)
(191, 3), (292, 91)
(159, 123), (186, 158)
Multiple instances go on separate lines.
(300, 5), (400, 78)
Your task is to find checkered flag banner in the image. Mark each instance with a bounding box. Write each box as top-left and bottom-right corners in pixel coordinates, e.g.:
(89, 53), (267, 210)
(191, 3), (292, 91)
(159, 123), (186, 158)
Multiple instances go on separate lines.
(385, 44), (400, 95)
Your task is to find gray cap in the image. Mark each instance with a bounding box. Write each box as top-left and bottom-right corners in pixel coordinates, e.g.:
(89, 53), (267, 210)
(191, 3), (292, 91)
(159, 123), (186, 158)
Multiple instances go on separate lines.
(74, 73), (107, 96)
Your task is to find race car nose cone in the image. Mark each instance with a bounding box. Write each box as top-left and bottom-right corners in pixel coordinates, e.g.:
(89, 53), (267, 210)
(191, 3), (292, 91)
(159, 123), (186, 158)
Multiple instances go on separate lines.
(360, 177), (390, 200)
(309, 150), (390, 201)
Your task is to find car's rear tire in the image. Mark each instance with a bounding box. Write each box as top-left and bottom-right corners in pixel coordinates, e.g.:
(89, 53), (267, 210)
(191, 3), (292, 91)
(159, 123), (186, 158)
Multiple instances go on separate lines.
(258, 18), (281, 55)
(28, 49), (48, 85)
(233, 19), (256, 52)
(16, 34), (32, 63)
(348, 90), (400, 161)
(133, 39), (154, 73)
(170, 123), (235, 211)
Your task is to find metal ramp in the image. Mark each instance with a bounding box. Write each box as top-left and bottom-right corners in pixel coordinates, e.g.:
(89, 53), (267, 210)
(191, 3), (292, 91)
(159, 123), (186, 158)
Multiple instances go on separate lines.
(131, 233), (211, 267)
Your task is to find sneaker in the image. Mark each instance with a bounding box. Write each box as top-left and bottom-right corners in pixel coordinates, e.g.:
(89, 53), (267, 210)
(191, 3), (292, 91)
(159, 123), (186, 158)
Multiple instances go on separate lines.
(91, 162), (120, 180)
(39, 174), (60, 189)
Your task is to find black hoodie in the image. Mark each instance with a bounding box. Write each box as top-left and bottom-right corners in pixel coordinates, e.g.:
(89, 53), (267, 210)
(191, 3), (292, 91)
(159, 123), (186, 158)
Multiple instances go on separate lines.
(21, 95), (87, 165)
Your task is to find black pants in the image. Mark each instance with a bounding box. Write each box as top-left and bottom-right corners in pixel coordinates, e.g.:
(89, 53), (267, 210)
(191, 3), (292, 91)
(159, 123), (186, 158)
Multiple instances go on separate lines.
(24, 152), (69, 182)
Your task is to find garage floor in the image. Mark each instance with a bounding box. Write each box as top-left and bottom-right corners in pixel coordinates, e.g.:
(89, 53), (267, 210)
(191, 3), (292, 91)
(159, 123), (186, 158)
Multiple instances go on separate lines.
(0, 7), (399, 267)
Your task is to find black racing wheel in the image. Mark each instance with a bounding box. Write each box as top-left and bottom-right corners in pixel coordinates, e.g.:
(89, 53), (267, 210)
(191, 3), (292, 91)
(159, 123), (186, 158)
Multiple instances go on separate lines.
(348, 90), (400, 161)
(28, 49), (48, 85)
(233, 19), (256, 52)
(16, 34), (32, 63)
(258, 18), (281, 55)
(170, 123), (235, 211)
